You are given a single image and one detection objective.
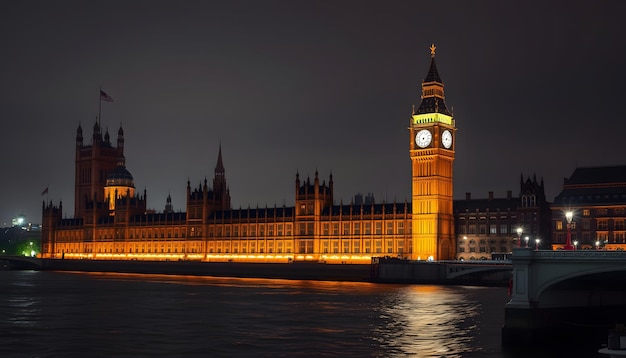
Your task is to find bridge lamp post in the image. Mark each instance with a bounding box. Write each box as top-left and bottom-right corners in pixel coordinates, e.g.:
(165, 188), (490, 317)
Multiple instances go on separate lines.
(535, 238), (541, 250)
(564, 211), (575, 250)
(516, 227), (523, 248)
(573, 240), (578, 250)
(524, 236), (529, 248)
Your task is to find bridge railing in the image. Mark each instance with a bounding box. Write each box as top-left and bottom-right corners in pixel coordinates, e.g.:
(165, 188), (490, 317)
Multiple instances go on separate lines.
(531, 249), (626, 258)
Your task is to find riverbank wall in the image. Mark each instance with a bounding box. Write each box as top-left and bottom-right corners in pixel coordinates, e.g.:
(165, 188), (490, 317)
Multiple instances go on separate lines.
(40, 259), (374, 282)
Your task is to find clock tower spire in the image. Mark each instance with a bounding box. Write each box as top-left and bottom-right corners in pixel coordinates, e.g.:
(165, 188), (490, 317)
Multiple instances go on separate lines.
(409, 44), (456, 261)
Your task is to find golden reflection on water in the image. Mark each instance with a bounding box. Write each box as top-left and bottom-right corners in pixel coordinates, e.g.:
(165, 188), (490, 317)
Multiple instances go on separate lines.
(77, 270), (384, 292)
(374, 285), (479, 357)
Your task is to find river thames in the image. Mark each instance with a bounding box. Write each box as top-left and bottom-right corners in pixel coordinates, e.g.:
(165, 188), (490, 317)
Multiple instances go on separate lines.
(0, 270), (605, 357)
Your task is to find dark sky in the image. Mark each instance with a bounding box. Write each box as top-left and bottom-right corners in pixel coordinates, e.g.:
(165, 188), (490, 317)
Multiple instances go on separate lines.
(1, 1), (625, 226)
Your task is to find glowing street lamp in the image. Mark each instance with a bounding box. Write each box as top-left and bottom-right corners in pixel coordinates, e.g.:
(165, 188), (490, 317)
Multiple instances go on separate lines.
(563, 211), (575, 250)
(596, 241), (600, 250)
(516, 227), (523, 248)
(535, 238), (541, 250)
(573, 240), (578, 250)
(524, 236), (529, 248)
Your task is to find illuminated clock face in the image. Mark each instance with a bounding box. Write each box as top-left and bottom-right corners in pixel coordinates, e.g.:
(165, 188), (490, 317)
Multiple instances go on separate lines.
(415, 129), (432, 148)
(442, 130), (452, 149)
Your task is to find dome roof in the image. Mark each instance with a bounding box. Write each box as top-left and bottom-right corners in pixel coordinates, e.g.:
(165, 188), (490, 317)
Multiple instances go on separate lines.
(105, 166), (135, 187)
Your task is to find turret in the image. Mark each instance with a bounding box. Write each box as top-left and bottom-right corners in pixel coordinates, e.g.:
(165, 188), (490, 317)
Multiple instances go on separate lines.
(42, 200), (63, 258)
(165, 193), (173, 213)
(92, 120), (101, 144)
(76, 123), (83, 147)
(75, 118), (120, 218)
(117, 124), (124, 154)
(212, 144), (230, 210)
(295, 170), (333, 217)
(295, 171), (300, 194)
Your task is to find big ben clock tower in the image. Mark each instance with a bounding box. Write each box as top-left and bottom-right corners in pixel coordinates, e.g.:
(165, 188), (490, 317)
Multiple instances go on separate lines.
(409, 44), (456, 260)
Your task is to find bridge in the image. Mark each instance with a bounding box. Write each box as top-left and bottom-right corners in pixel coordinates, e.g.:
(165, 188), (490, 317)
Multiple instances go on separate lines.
(0, 255), (42, 270)
(502, 248), (626, 352)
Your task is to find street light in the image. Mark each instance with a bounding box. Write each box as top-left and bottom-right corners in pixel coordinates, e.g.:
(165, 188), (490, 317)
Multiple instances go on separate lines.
(524, 236), (529, 248)
(596, 240), (600, 250)
(535, 238), (541, 250)
(516, 227), (523, 248)
(564, 211), (575, 250)
(573, 240), (578, 250)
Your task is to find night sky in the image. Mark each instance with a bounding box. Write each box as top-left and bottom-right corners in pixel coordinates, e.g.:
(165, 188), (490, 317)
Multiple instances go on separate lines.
(1, 1), (625, 226)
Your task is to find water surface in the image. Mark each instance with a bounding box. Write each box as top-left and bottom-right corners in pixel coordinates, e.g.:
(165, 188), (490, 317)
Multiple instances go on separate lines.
(0, 270), (528, 357)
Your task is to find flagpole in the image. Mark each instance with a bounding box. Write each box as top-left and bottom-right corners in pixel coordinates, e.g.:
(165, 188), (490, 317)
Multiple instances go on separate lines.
(98, 85), (102, 125)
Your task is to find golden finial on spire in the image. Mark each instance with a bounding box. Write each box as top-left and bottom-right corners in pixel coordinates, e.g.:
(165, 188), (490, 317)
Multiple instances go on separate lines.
(430, 43), (436, 57)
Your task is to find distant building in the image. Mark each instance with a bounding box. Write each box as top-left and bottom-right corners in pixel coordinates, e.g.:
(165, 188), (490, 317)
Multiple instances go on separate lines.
(1, 218), (41, 256)
(454, 175), (552, 260)
(354, 193), (375, 206)
(551, 166), (626, 250)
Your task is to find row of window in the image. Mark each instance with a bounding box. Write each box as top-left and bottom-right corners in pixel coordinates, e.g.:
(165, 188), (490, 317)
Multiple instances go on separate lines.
(320, 222), (406, 235)
(555, 232), (626, 243)
(457, 224), (537, 235)
(459, 213), (537, 220)
(54, 238), (409, 255)
(557, 218), (626, 231)
(559, 208), (625, 217)
(458, 238), (512, 245)
(520, 195), (536, 207)
(58, 220), (410, 241)
(459, 247), (508, 253)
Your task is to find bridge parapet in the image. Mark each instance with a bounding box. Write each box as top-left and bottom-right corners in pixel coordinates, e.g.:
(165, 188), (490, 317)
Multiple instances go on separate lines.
(534, 249), (626, 259)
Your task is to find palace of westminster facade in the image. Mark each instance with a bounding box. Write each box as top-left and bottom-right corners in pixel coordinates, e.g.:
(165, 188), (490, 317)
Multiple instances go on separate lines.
(41, 47), (626, 263)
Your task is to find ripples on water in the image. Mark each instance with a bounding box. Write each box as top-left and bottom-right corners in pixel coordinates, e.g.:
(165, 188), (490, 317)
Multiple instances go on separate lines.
(375, 286), (481, 357)
(0, 270), (510, 357)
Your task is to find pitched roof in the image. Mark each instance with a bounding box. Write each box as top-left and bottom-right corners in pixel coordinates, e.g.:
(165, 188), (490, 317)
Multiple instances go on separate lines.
(553, 165), (626, 205)
(424, 56), (442, 83)
(565, 166), (626, 185)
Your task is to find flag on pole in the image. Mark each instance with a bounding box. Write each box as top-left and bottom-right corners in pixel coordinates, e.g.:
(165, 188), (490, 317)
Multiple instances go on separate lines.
(41, 187), (49, 196)
(100, 90), (114, 102)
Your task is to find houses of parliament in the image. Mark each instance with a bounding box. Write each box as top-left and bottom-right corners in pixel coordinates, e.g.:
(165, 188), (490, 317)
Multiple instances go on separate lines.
(42, 46), (556, 263)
